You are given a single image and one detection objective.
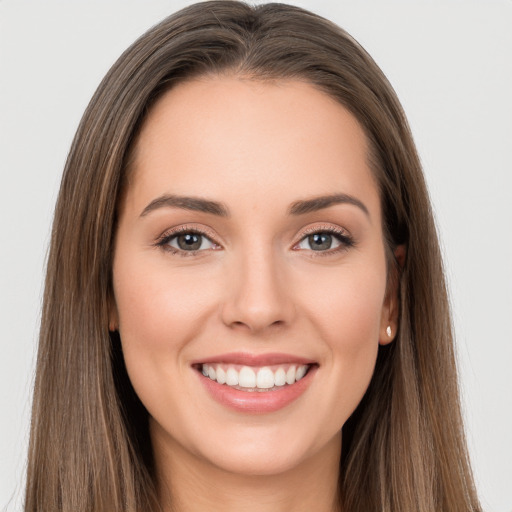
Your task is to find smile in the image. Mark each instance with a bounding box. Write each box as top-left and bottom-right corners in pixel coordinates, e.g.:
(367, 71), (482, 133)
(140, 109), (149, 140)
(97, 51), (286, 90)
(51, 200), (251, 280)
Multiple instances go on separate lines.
(193, 353), (318, 413)
(200, 363), (311, 391)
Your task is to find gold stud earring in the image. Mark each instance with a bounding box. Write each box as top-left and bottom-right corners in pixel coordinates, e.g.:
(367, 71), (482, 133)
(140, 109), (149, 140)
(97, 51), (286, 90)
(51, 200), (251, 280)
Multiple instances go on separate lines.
(386, 325), (392, 337)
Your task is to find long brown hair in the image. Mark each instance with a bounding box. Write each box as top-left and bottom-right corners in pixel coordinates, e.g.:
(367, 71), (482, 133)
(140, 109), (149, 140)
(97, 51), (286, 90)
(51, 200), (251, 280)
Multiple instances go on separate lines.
(25, 2), (481, 511)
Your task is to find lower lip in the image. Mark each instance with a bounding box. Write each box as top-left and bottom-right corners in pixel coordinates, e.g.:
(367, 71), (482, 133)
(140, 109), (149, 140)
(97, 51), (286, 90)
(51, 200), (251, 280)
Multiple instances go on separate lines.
(196, 366), (317, 413)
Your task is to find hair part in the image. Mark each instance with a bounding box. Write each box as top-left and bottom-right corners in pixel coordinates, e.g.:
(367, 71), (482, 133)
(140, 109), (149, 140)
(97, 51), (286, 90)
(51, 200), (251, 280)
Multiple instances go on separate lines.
(26, 2), (481, 511)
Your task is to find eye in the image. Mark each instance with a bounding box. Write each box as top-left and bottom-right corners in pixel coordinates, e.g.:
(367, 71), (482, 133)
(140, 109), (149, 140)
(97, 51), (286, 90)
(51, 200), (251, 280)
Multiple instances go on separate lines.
(156, 228), (220, 255)
(296, 232), (341, 251)
(294, 227), (354, 253)
(169, 232), (215, 251)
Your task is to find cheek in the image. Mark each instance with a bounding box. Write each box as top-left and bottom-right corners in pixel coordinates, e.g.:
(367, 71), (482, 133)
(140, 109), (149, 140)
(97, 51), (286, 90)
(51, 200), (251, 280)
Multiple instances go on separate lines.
(112, 255), (217, 391)
(115, 252), (215, 330)
(295, 260), (386, 411)
(300, 260), (386, 344)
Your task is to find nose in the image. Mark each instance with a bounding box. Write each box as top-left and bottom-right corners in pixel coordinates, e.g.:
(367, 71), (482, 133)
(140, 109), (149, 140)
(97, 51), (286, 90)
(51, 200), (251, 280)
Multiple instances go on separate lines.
(220, 246), (295, 334)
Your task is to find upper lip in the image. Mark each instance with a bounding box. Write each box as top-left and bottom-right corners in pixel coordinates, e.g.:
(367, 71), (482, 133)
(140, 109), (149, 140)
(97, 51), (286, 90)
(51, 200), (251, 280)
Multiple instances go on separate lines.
(191, 352), (317, 367)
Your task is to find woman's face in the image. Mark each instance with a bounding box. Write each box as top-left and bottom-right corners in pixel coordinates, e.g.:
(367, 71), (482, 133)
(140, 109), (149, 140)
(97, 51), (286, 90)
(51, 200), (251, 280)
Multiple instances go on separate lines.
(112, 77), (396, 477)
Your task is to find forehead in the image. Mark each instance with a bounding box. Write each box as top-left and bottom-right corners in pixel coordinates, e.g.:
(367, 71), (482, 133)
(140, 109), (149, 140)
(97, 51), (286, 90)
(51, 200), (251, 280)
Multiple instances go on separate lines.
(126, 76), (380, 219)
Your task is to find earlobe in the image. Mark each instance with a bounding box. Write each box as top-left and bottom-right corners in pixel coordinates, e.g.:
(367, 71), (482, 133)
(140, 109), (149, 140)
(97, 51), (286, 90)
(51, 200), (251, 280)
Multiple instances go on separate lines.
(379, 323), (395, 345)
(108, 297), (119, 332)
(109, 315), (119, 332)
(379, 244), (406, 345)
(394, 244), (406, 269)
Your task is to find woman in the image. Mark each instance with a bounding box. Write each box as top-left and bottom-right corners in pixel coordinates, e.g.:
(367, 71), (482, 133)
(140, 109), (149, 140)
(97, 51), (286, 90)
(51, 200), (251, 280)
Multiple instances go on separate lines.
(25, 1), (481, 511)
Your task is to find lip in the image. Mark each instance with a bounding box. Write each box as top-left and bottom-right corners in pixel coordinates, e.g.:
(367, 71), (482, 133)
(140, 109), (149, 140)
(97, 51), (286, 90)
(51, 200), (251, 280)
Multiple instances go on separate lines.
(192, 352), (318, 414)
(191, 351), (316, 367)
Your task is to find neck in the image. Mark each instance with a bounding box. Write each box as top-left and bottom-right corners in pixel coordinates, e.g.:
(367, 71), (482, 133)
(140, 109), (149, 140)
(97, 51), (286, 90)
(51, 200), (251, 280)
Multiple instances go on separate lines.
(151, 423), (342, 512)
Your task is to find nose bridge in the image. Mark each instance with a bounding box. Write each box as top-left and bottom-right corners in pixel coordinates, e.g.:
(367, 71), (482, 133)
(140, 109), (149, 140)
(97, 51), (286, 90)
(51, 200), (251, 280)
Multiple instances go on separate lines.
(221, 239), (294, 333)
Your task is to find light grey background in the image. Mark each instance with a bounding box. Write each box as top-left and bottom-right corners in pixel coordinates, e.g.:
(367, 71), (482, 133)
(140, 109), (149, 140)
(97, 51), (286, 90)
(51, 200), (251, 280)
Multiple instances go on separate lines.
(1, 1), (511, 511)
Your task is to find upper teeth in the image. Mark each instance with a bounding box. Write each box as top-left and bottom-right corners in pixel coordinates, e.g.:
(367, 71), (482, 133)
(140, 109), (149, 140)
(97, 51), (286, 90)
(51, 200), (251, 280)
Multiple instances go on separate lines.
(201, 363), (309, 390)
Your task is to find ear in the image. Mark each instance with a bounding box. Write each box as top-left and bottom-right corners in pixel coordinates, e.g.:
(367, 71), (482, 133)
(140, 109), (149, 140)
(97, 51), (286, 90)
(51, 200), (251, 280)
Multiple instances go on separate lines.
(379, 244), (406, 345)
(108, 293), (119, 332)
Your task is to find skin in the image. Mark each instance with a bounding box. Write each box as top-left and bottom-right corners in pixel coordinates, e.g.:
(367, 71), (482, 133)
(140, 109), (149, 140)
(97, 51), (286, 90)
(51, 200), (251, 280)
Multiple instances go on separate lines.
(111, 76), (399, 512)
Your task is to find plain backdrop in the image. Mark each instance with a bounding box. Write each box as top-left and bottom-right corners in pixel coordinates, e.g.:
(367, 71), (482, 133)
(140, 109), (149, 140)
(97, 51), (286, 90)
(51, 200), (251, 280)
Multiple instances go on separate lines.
(1, 1), (511, 511)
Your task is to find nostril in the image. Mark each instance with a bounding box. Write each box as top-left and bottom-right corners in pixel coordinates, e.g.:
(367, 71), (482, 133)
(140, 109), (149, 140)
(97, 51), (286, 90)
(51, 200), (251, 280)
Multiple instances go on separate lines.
(228, 318), (286, 334)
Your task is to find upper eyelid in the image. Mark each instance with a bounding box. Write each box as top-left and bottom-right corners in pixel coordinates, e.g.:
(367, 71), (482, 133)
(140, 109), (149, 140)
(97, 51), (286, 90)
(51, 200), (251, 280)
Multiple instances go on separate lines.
(155, 223), (352, 249)
(297, 224), (349, 237)
(293, 223), (352, 243)
(157, 224), (219, 243)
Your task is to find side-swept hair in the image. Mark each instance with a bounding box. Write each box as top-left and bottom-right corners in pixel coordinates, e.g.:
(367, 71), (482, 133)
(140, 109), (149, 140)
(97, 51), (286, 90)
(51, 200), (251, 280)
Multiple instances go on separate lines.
(25, 2), (481, 511)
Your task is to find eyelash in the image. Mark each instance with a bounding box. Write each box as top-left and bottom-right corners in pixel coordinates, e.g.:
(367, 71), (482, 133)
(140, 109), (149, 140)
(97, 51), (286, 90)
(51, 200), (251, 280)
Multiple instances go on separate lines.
(155, 225), (219, 257)
(295, 225), (355, 258)
(155, 224), (355, 258)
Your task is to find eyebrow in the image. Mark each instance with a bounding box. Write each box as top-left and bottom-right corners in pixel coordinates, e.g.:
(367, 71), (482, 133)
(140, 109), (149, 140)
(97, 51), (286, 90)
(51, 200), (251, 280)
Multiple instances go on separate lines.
(140, 194), (229, 217)
(288, 193), (370, 217)
(140, 192), (369, 219)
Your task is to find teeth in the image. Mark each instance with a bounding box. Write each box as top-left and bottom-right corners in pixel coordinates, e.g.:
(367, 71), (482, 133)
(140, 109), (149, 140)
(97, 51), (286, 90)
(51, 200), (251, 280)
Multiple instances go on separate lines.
(274, 367), (286, 386)
(286, 366), (296, 385)
(256, 367), (274, 389)
(295, 365), (307, 381)
(201, 363), (310, 390)
(226, 367), (239, 386)
(216, 367), (226, 385)
(239, 366), (256, 387)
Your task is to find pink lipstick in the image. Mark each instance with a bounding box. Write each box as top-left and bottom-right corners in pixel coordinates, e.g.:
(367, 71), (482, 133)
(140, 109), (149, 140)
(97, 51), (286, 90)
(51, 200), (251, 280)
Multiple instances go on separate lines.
(192, 352), (318, 413)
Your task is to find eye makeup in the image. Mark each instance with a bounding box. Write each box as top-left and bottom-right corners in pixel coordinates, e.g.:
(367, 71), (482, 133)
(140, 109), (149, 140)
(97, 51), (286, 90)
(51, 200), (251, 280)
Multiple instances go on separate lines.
(292, 224), (355, 258)
(154, 224), (221, 257)
(154, 222), (356, 258)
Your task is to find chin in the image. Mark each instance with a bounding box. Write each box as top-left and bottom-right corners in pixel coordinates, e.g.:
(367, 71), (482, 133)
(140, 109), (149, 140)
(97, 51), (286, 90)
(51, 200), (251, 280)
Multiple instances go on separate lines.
(206, 442), (308, 477)
(184, 419), (342, 479)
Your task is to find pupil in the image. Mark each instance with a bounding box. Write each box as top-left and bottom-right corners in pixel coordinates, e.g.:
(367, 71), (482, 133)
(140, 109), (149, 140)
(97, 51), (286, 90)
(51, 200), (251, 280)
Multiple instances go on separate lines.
(309, 233), (332, 251)
(178, 233), (201, 250)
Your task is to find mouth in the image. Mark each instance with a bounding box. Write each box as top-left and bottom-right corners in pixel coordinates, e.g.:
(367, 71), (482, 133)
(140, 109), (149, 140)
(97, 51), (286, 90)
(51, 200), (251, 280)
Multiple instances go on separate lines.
(194, 362), (314, 392)
(192, 353), (318, 413)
